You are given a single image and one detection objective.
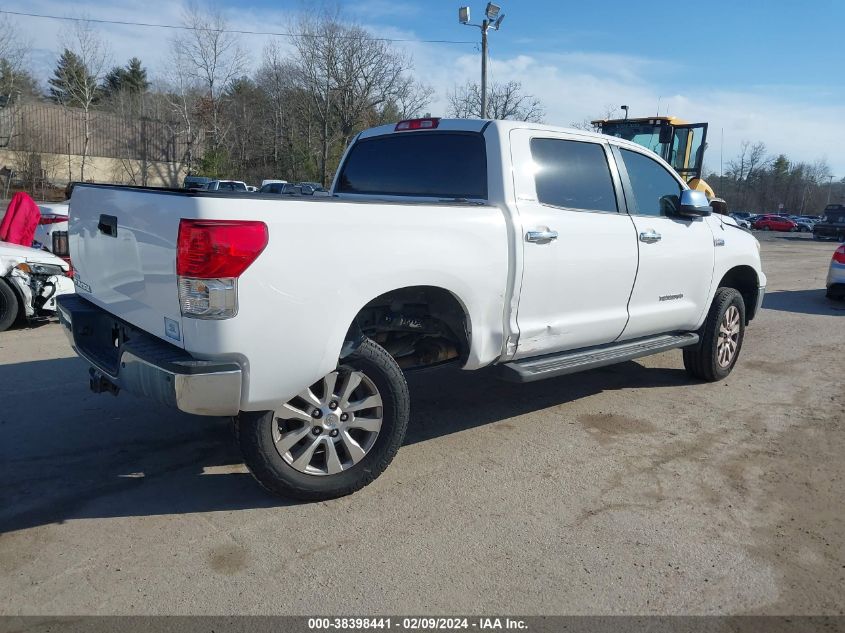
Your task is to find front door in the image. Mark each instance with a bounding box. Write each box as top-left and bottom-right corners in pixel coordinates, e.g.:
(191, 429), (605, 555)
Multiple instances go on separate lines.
(612, 146), (715, 340)
(511, 130), (639, 359)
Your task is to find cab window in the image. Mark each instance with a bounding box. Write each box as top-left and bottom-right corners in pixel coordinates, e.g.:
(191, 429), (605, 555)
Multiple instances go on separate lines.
(619, 149), (682, 216)
(530, 138), (618, 213)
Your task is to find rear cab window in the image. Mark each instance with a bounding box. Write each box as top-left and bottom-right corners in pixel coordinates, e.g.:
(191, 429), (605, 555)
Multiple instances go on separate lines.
(336, 132), (487, 200)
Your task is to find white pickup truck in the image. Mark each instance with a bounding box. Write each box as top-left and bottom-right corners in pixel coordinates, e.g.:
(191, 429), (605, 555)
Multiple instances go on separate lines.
(58, 118), (766, 500)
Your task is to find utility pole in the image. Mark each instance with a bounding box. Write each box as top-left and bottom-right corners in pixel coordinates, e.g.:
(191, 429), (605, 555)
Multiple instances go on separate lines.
(827, 175), (834, 205)
(459, 4), (505, 119)
(480, 19), (488, 119)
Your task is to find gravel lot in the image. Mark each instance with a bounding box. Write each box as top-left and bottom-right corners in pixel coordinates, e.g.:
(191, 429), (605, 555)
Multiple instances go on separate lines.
(1, 233), (843, 616)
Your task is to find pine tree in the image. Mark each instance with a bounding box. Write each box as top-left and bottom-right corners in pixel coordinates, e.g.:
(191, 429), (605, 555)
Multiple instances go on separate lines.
(102, 57), (149, 98)
(124, 57), (149, 94)
(48, 49), (97, 106)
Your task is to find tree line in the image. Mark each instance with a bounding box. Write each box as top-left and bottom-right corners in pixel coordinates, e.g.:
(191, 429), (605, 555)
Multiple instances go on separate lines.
(0, 7), (542, 188)
(706, 141), (842, 215)
(1, 7), (840, 209)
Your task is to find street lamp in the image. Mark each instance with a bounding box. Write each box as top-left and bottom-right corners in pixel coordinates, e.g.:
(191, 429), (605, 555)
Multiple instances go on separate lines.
(458, 3), (506, 119)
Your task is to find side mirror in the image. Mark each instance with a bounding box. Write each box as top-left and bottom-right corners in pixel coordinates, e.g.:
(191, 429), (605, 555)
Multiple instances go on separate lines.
(677, 189), (712, 218)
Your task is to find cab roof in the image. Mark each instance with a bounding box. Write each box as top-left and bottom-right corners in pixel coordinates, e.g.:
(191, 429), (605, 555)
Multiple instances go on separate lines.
(355, 118), (665, 157)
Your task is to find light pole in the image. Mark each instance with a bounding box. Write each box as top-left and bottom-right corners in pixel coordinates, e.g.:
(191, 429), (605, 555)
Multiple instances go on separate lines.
(459, 3), (505, 119)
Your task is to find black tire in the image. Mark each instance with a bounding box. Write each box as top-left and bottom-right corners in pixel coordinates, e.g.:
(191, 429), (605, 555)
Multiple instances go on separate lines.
(683, 287), (746, 382)
(236, 338), (410, 501)
(0, 279), (20, 332)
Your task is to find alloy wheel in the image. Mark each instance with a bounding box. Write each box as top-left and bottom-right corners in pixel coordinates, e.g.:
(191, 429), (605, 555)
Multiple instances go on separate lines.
(272, 369), (383, 476)
(717, 305), (741, 368)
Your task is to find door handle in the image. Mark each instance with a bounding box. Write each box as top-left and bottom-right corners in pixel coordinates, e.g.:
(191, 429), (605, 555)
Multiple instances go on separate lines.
(526, 229), (559, 243)
(639, 230), (661, 244)
(98, 214), (118, 238)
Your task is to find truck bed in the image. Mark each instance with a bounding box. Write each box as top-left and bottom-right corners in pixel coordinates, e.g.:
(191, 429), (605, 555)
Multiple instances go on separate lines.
(68, 184), (510, 409)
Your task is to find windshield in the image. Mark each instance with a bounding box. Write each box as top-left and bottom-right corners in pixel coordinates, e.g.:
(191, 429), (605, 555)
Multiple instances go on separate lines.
(600, 122), (664, 154)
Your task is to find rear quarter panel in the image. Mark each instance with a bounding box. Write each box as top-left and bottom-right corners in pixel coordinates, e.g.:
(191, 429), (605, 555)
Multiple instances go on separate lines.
(178, 197), (510, 411)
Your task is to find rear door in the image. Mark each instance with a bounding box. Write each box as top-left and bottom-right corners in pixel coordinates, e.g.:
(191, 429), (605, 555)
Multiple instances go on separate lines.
(613, 146), (715, 339)
(69, 185), (186, 346)
(510, 129), (639, 359)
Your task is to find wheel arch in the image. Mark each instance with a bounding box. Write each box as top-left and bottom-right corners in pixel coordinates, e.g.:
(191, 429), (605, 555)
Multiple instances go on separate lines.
(717, 265), (760, 323)
(339, 284), (473, 370)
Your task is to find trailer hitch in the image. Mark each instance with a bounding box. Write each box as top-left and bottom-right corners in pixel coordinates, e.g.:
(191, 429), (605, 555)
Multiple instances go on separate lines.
(89, 368), (120, 396)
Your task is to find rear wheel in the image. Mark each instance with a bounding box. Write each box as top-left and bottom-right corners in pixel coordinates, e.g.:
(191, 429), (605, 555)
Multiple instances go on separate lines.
(237, 338), (409, 500)
(683, 288), (746, 382)
(0, 280), (20, 332)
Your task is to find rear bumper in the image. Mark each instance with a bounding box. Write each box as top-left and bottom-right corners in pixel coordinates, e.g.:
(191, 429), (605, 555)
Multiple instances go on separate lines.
(57, 295), (242, 416)
(828, 262), (845, 289)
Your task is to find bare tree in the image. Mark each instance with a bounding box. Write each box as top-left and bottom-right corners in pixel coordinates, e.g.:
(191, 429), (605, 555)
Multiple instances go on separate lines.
(157, 50), (204, 177)
(256, 41), (313, 180)
(50, 19), (110, 180)
(332, 25), (411, 146)
(0, 14), (30, 107)
(171, 2), (247, 162)
(447, 80), (544, 122)
(391, 76), (434, 120)
(291, 12), (346, 187)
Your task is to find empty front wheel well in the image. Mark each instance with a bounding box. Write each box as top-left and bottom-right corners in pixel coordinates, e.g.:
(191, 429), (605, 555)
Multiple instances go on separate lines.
(717, 266), (760, 322)
(344, 286), (470, 370)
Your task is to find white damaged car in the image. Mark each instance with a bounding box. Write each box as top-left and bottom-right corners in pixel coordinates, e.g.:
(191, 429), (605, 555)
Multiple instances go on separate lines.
(0, 242), (75, 331)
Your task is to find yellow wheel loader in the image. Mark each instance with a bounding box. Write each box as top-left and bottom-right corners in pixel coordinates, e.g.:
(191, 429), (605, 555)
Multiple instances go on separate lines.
(592, 115), (727, 213)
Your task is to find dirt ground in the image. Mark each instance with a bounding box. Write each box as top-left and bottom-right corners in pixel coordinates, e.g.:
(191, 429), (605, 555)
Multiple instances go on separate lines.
(0, 233), (842, 615)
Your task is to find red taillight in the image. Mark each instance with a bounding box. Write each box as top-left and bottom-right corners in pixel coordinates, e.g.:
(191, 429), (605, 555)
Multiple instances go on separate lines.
(176, 219), (268, 278)
(833, 246), (845, 265)
(395, 117), (440, 131)
(39, 214), (67, 225)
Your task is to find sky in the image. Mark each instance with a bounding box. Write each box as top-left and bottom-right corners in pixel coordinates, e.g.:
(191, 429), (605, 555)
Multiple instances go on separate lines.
(3, 0), (845, 176)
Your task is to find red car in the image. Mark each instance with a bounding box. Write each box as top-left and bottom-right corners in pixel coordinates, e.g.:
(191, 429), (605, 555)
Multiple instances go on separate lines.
(753, 215), (798, 232)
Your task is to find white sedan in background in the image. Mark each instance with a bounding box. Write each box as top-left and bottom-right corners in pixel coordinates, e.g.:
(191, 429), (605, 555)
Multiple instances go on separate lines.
(34, 203), (70, 258)
(0, 240), (74, 331)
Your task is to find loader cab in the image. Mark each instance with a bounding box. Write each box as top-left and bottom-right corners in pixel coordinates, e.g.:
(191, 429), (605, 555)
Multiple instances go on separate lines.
(592, 116), (708, 183)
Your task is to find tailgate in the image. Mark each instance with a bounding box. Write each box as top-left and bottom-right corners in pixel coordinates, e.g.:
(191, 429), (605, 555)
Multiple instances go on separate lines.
(68, 185), (187, 347)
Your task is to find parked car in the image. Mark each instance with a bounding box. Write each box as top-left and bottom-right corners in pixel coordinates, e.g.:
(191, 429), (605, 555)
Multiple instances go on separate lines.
(826, 245), (845, 299)
(728, 213), (751, 229)
(261, 179), (288, 188)
(59, 117), (766, 500)
(813, 205), (845, 242)
(298, 183), (328, 196)
(753, 215), (798, 232)
(183, 176), (211, 190)
(0, 241), (74, 331)
(731, 212), (755, 221)
(202, 180), (249, 192)
(33, 203), (70, 259)
(788, 216), (815, 233)
(259, 182), (299, 195)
